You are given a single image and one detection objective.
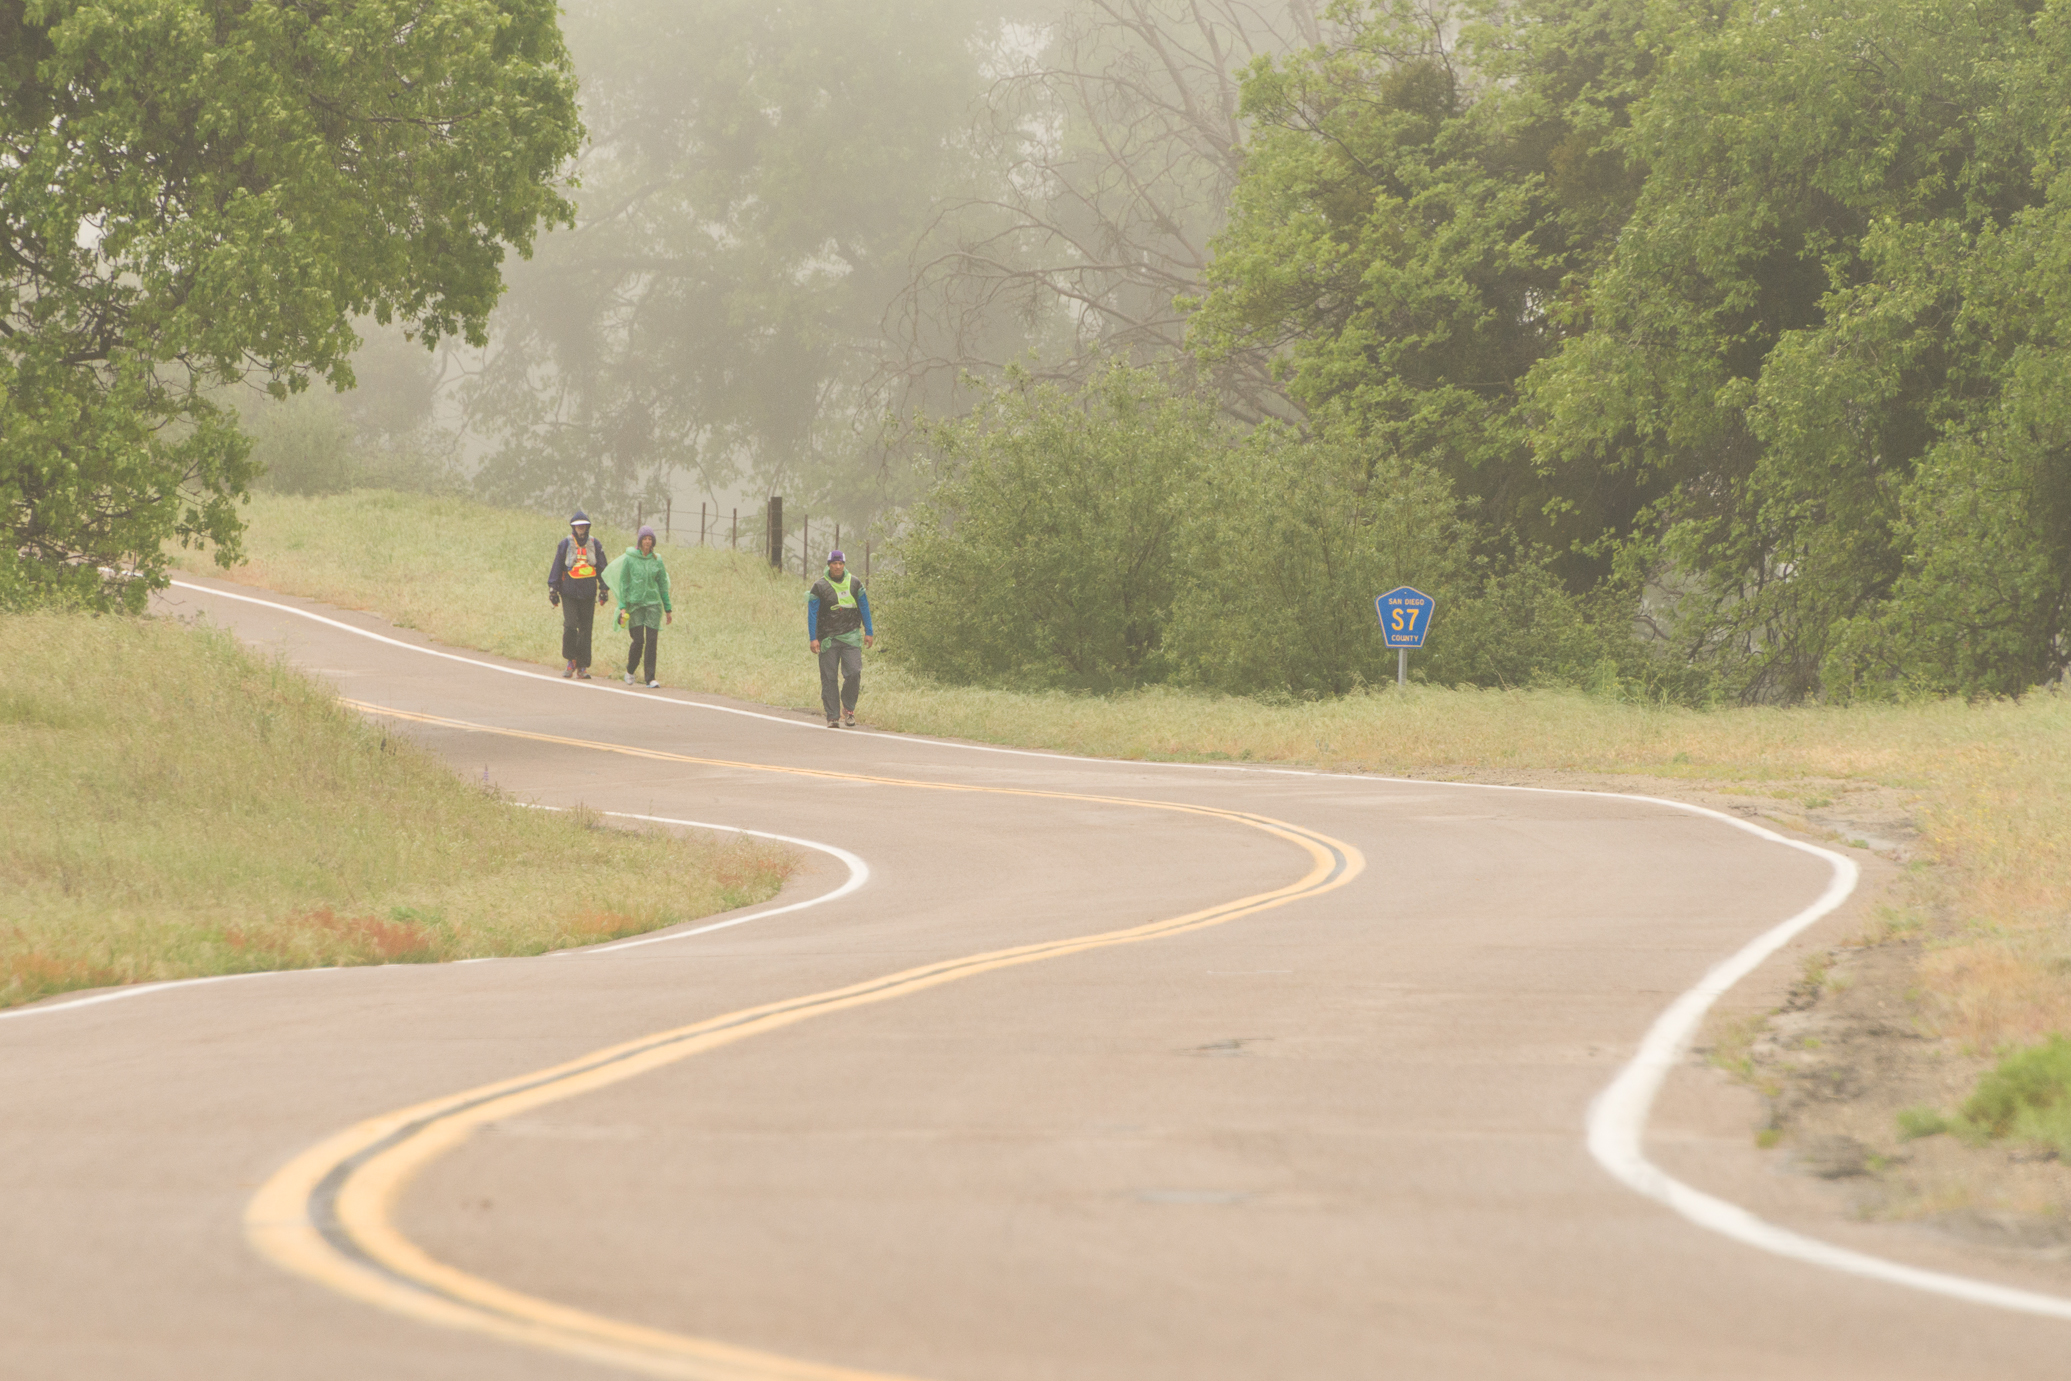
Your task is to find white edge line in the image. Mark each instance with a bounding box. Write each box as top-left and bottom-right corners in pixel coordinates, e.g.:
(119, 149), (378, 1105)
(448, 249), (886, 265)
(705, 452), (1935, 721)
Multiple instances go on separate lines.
(515, 805), (868, 954)
(163, 576), (2071, 1320)
(0, 808), (863, 1021)
(165, 576), (1323, 766)
(1585, 816), (2071, 1320)
(0, 968), (311, 1023)
(167, 578), (878, 736)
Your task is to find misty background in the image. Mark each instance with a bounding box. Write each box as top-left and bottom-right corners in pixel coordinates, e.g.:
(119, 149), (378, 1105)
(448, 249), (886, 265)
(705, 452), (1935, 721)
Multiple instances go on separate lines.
(234, 0), (2071, 703)
(241, 0), (1312, 539)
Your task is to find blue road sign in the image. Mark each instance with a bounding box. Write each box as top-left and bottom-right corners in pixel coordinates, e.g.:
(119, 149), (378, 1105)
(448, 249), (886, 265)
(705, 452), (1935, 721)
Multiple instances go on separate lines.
(1376, 586), (1435, 648)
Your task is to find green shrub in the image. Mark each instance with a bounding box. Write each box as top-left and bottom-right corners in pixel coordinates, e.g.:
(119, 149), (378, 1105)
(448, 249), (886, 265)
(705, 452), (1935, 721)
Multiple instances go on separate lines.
(884, 364), (1209, 690)
(1960, 1035), (2071, 1157)
(889, 365), (1707, 700)
(1894, 1106), (1949, 1141)
(245, 387), (461, 498)
(1165, 425), (1468, 695)
(248, 392), (357, 496)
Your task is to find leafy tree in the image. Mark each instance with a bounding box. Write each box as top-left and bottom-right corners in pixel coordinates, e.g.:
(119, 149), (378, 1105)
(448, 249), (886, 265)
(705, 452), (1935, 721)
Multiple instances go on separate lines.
(1, 0), (580, 609)
(1526, 0), (2070, 697)
(1187, 0), (1657, 577)
(466, 0), (1006, 524)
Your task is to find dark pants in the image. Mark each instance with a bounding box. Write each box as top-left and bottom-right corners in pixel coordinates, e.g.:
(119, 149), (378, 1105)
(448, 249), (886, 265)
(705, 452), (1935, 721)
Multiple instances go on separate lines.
(560, 579), (598, 665)
(628, 624), (660, 682)
(818, 640), (862, 721)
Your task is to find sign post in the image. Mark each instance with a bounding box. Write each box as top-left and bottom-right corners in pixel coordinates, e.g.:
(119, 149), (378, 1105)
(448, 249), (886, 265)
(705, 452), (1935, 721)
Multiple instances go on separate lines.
(1375, 586), (1435, 686)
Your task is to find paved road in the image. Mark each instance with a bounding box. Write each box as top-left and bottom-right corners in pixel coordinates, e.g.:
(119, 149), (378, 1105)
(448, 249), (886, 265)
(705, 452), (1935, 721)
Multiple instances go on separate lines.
(4, 578), (2065, 1379)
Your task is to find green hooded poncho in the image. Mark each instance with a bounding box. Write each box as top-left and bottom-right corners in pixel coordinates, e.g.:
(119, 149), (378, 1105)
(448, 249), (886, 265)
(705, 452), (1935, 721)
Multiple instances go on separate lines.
(604, 545), (672, 629)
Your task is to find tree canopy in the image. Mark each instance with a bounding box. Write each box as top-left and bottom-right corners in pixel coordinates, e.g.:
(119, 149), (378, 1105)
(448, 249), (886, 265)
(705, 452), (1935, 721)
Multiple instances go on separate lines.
(1174, 0), (2071, 699)
(1, 0), (580, 608)
(465, 0), (1009, 521)
(1526, 0), (2071, 698)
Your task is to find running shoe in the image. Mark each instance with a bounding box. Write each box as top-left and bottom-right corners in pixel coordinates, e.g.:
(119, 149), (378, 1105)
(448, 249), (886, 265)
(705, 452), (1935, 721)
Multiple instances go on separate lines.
(843, 710), (856, 727)
(577, 668), (592, 680)
(624, 672), (636, 684)
(647, 679), (660, 688)
(563, 660), (575, 678)
(827, 719), (841, 728)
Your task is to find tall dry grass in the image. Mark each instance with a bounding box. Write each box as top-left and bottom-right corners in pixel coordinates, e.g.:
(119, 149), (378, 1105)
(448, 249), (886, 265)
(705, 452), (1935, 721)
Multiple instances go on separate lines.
(178, 492), (2070, 1047)
(0, 609), (791, 1009)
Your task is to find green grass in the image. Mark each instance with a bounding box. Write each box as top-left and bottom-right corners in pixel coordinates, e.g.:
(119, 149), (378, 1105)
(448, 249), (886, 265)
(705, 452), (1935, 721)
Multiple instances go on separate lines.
(175, 490), (822, 704)
(0, 609), (792, 1010)
(1896, 1037), (2071, 1158)
(1961, 1036), (2071, 1156)
(179, 491), (2071, 1052)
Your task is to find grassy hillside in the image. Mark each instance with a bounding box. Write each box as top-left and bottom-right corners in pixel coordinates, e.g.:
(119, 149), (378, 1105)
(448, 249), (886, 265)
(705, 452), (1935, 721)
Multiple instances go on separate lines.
(0, 610), (791, 1010)
(175, 490), (827, 708)
(177, 492), (2070, 1058)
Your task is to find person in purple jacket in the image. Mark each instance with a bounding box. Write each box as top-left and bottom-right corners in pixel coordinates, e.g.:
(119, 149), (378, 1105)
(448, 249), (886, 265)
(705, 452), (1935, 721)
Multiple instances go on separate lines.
(547, 510), (610, 678)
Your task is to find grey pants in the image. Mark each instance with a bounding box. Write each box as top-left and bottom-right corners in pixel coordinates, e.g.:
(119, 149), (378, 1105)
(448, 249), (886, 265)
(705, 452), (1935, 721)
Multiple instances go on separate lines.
(817, 640), (862, 721)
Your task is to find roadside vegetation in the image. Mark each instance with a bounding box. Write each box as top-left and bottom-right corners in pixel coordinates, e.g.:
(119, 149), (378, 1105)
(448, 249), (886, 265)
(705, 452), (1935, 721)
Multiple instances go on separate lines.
(17, 0), (2061, 1211)
(1901, 1038), (2071, 1162)
(178, 492), (2071, 1080)
(0, 609), (791, 1011)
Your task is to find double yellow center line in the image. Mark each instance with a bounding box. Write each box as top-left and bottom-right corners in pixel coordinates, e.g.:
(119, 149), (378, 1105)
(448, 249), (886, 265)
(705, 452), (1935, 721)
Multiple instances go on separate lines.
(246, 703), (1364, 1380)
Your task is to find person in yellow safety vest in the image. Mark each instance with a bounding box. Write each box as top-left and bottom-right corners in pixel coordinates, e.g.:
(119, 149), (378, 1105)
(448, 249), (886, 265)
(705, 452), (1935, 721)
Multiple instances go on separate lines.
(547, 510), (610, 678)
(806, 549), (873, 728)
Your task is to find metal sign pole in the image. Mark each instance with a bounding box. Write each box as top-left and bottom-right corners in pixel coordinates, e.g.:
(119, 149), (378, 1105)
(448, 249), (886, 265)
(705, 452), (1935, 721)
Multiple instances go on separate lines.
(1398, 647), (1407, 687)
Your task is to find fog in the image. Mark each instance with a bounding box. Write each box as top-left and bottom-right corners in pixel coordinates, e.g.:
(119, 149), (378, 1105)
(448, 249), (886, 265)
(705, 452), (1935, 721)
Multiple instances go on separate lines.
(278, 0), (1322, 540)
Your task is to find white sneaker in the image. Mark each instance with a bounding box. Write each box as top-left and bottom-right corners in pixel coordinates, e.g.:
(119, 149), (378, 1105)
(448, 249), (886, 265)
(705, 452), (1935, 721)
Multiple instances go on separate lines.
(647, 679), (660, 688)
(624, 672), (635, 685)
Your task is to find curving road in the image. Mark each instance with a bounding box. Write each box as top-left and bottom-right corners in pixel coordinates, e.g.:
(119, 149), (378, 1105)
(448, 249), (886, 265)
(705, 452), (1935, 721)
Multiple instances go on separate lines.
(4, 576), (2066, 1379)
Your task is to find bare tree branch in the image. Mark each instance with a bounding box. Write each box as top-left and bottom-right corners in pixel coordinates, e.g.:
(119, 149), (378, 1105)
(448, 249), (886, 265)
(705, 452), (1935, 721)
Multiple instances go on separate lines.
(882, 0), (1331, 426)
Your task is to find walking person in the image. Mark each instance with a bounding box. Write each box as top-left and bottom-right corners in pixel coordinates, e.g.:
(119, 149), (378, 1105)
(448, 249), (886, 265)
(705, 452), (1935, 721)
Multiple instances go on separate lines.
(604, 525), (673, 687)
(806, 549), (873, 728)
(548, 510), (609, 678)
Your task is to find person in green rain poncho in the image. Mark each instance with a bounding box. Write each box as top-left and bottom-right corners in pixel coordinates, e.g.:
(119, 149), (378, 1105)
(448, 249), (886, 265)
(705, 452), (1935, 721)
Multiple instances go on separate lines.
(603, 526), (673, 687)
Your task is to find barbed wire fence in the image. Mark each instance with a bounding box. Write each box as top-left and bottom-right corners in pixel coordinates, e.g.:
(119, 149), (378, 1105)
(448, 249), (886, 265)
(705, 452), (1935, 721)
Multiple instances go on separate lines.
(629, 495), (873, 584)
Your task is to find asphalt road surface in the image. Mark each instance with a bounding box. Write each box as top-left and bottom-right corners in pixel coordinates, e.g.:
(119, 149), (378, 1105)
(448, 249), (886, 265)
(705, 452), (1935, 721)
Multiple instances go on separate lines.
(4, 577), (2066, 1380)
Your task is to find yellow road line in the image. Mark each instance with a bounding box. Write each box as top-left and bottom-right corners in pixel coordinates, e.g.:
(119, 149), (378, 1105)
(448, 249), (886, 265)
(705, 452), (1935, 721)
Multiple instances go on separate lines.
(248, 703), (1365, 1380)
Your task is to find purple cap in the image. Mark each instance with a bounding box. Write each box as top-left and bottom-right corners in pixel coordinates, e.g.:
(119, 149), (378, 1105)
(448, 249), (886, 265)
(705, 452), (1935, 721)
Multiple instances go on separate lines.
(638, 525), (657, 542)
(827, 549), (845, 564)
